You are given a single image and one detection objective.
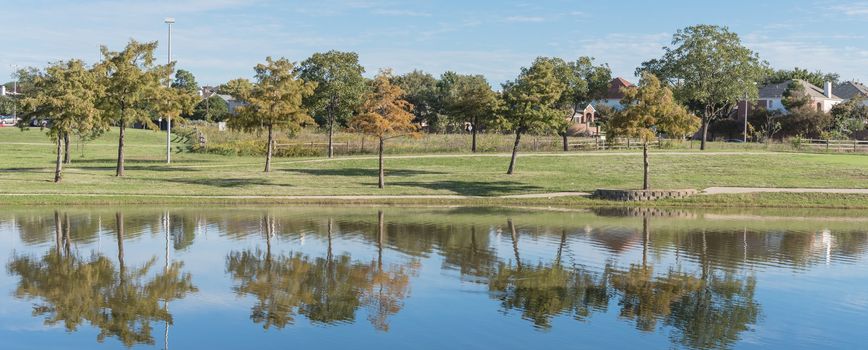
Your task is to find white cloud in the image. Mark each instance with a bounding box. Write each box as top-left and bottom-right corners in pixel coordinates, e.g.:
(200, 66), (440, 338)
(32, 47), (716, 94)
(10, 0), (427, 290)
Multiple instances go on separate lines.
(371, 9), (431, 17)
(831, 1), (868, 17)
(503, 16), (547, 23)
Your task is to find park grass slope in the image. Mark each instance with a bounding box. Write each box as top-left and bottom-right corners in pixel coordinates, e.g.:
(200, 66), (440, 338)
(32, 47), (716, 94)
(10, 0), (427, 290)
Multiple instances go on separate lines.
(1, 127), (866, 208)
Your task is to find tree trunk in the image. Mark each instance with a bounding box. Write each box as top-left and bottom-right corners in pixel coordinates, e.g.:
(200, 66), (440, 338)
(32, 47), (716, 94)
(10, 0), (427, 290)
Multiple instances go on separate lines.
(63, 132), (71, 164)
(471, 127), (478, 153)
(507, 219), (521, 270)
(54, 135), (63, 183)
(377, 210), (384, 267)
(506, 131), (522, 175)
(562, 133), (568, 152)
(264, 124), (274, 172)
(643, 141), (650, 190)
(327, 118), (334, 158)
(700, 117), (710, 151)
(116, 120), (125, 177)
(378, 137), (385, 189)
(54, 211), (62, 253)
(116, 211), (125, 274)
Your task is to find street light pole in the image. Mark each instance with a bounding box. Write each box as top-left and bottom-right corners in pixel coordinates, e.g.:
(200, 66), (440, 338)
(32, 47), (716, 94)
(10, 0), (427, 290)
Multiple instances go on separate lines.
(10, 64), (19, 121)
(165, 17), (175, 164)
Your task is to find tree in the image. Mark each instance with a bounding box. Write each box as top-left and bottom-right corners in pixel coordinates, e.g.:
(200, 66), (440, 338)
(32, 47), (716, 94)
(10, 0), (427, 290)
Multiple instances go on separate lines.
(97, 40), (172, 176)
(748, 107), (783, 143)
(153, 81), (199, 146)
(500, 58), (567, 175)
(764, 67), (839, 88)
(349, 69), (418, 188)
(780, 82), (833, 138)
(547, 56), (612, 151)
(608, 73), (699, 190)
(226, 57), (317, 172)
(170, 69), (199, 93)
(297, 51), (367, 158)
(829, 96), (868, 138)
(442, 74), (499, 152)
(393, 70), (440, 131)
(18, 60), (104, 183)
(190, 95), (229, 122)
(638, 25), (766, 150)
(0, 95), (14, 115)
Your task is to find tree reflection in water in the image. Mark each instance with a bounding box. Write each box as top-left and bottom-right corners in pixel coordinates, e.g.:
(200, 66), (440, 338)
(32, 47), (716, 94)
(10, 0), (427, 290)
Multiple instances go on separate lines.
(487, 216), (760, 350)
(6, 211), (197, 348)
(226, 212), (418, 331)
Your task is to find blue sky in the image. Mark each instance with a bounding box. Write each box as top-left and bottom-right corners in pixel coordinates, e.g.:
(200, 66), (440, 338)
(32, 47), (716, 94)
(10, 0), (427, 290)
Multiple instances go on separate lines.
(2, 0), (867, 86)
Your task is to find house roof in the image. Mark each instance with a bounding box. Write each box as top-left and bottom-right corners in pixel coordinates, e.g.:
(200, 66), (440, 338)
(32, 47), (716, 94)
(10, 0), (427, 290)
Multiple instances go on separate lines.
(606, 77), (634, 99)
(758, 79), (842, 100)
(833, 81), (868, 100)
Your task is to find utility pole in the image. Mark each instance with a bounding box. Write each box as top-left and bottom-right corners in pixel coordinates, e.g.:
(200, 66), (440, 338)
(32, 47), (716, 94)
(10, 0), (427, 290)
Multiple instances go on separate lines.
(165, 17), (175, 164)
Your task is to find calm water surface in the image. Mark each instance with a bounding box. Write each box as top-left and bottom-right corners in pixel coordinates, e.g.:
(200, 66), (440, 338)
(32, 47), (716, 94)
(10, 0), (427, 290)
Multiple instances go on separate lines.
(0, 206), (866, 350)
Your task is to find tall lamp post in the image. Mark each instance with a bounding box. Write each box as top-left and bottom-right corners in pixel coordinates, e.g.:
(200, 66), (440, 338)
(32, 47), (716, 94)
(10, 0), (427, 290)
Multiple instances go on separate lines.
(165, 17), (175, 164)
(10, 64), (19, 121)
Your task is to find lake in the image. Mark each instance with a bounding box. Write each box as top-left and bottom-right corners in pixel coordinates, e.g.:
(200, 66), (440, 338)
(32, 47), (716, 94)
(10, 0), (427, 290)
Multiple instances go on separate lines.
(0, 206), (866, 350)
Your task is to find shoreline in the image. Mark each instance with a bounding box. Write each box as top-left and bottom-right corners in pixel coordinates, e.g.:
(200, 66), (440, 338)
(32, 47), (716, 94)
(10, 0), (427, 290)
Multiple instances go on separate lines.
(3, 191), (868, 210)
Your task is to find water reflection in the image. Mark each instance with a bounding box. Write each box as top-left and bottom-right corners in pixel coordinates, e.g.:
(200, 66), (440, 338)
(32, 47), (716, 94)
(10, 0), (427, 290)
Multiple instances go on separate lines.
(1, 207), (866, 349)
(226, 212), (418, 331)
(6, 211), (197, 347)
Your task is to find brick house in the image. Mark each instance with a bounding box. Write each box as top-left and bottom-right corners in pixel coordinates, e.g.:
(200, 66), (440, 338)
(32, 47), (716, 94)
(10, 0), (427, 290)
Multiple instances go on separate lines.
(568, 77), (634, 136)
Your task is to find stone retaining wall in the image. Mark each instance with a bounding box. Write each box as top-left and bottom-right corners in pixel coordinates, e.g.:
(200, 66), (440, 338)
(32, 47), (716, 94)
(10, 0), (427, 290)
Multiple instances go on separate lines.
(593, 189), (697, 201)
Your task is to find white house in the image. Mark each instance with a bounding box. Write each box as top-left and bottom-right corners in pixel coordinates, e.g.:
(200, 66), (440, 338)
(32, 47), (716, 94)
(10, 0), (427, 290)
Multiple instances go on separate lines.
(736, 79), (842, 119)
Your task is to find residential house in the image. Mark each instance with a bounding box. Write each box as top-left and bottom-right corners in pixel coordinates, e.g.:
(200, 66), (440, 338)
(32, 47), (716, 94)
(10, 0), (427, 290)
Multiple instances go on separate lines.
(736, 79), (842, 120)
(833, 81), (868, 106)
(568, 77), (634, 136)
(199, 86), (244, 115)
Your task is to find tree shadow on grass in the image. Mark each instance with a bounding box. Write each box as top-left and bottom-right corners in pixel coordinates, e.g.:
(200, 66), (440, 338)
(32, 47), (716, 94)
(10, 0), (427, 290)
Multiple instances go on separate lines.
(76, 165), (201, 172)
(284, 168), (445, 177)
(164, 177), (291, 188)
(389, 180), (542, 197)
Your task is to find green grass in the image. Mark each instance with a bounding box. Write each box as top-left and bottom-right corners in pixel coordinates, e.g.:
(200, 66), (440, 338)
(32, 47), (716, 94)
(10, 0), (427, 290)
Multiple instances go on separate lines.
(1, 127), (866, 207)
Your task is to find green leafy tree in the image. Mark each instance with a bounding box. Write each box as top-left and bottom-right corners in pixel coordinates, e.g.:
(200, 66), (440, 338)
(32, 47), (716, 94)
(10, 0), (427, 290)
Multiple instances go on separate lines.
(442, 74), (499, 152)
(608, 73), (699, 190)
(393, 70), (440, 131)
(0, 95), (15, 115)
(764, 67), (839, 88)
(545, 56), (612, 151)
(297, 51), (367, 158)
(780, 82), (833, 138)
(18, 60), (105, 183)
(638, 25), (766, 150)
(225, 57), (317, 172)
(191, 95), (229, 122)
(349, 69), (418, 188)
(829, 96), (868, 137)
(500, 58), (567, 174)
(170, 69), (199, 93)
(97, 40), (173, 176)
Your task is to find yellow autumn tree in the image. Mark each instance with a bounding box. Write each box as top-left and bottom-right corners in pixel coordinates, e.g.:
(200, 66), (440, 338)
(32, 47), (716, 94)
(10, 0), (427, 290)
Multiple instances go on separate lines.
(609, 73), (699, 190)
(349, 69), (418, 188)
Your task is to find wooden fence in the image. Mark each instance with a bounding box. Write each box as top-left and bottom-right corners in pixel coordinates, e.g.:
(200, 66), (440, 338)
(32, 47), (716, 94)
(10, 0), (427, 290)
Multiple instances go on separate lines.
(569, 138), (661, 151)
(802, 139), (868, 153)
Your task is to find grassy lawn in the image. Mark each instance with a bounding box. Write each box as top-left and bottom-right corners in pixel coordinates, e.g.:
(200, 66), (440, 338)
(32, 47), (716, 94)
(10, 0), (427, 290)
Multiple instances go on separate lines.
(1, 127), (866, 206)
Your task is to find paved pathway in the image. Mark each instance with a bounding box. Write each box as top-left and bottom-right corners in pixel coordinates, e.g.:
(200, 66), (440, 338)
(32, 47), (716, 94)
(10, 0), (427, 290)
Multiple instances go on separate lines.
(702, 187), (868, 195)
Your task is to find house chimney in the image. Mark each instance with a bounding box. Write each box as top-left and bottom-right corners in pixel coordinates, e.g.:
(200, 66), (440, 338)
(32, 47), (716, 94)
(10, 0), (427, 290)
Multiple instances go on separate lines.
(824, 81), (833, 98)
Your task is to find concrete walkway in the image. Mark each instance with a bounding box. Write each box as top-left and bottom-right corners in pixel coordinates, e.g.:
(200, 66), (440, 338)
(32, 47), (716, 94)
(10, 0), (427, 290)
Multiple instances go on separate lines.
(702, 187), (868, 195)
